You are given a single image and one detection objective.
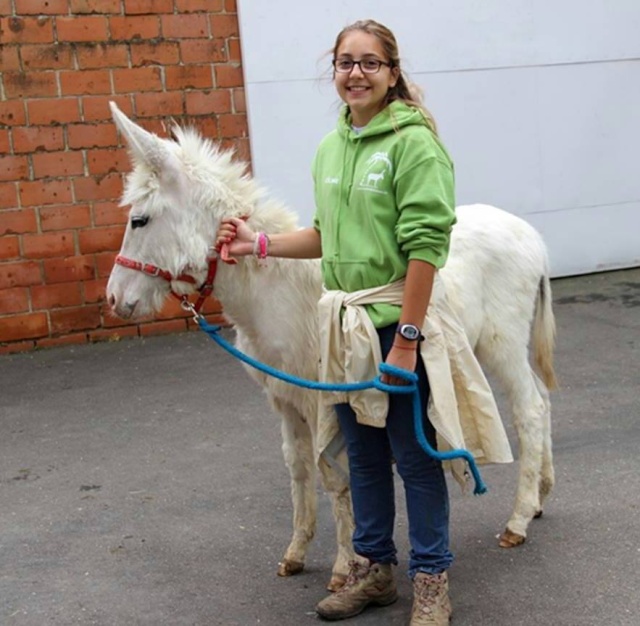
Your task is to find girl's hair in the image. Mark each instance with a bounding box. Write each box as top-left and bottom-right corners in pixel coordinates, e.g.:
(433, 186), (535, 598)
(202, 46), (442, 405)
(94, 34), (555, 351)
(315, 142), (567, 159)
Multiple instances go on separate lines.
(332, 19), (438, 135)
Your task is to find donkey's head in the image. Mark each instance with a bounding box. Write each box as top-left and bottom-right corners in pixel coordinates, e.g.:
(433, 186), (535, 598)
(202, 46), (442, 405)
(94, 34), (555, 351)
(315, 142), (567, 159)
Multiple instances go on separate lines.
(106, 102), (252, 320)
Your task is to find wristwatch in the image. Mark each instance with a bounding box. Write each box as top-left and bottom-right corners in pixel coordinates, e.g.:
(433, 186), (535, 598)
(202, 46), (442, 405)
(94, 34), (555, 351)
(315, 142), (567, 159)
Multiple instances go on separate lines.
(396, 323), (423, 341)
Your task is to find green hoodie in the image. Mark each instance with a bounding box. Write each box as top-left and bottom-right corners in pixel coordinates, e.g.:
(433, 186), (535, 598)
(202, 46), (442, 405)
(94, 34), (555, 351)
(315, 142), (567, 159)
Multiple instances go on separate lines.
(312, 100), (456, 328)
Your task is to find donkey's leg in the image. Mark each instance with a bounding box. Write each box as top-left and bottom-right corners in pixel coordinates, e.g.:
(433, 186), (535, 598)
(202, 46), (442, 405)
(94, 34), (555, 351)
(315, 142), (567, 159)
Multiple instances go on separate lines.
(477, 339), (546, 547)
(534, 374), (554, 516)
(316, 455), (355, 591)
(276, 401), (317, 577)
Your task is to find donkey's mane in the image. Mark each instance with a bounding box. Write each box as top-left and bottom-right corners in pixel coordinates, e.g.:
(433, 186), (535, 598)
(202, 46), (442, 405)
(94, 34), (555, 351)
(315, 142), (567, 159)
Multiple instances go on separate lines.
(174, 125), (301, 234)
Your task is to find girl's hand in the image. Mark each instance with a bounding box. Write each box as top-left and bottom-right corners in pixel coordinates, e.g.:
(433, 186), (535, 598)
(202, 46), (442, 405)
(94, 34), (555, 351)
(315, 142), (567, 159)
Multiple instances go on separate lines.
(215, 217), (256, 261)
(381, 344), (417, 387)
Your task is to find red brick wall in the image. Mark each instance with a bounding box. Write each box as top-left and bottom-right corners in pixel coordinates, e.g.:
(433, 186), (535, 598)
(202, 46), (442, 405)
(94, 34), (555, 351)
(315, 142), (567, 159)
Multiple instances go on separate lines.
(0, 0), (248, 354)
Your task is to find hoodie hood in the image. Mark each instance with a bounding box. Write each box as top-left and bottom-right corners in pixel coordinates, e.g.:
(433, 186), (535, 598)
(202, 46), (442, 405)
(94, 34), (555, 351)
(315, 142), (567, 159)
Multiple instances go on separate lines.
(337, 99), (431, 139)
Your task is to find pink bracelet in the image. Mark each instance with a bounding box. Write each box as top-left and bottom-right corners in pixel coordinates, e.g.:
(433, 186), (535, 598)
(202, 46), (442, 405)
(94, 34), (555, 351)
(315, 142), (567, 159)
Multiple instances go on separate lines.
(258, 232), (269, 259)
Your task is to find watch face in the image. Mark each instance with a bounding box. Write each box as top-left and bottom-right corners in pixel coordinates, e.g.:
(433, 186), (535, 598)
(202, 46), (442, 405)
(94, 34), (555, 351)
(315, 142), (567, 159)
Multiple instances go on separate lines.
(399, 324), (420, 340)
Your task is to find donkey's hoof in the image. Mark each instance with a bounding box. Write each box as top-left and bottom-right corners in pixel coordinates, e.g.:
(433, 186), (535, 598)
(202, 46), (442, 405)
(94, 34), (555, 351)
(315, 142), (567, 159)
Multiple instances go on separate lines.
(277, 559), (304, 577)
(499, 528), (526, 548)
(326, 573), (347, 592)
(534, 509), (543, 519)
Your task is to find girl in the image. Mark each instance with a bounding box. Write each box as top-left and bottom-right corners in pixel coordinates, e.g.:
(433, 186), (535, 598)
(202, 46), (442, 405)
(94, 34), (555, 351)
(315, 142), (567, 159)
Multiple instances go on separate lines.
(217, 19), (456, 625)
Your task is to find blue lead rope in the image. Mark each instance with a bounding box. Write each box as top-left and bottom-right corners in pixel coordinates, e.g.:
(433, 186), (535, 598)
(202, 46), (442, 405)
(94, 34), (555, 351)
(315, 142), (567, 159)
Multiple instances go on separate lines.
(199, 320), (487, 495)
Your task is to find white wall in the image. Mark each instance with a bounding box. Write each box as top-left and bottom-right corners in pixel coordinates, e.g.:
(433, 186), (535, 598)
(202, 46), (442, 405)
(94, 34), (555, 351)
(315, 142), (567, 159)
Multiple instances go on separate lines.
(238, 1), (640, 277)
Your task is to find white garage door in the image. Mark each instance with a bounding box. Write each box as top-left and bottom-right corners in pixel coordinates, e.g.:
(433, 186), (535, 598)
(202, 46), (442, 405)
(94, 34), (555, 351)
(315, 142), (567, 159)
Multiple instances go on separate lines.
(238, 1), (640, 277)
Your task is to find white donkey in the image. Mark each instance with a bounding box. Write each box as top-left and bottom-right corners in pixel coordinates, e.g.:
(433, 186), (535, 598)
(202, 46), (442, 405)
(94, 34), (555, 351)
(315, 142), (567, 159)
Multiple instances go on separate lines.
(106, 103), (557, 590)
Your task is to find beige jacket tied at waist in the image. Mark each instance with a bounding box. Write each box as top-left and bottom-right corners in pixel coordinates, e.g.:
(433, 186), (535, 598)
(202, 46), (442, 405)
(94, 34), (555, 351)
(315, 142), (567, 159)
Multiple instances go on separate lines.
(317, 276), (513, 489)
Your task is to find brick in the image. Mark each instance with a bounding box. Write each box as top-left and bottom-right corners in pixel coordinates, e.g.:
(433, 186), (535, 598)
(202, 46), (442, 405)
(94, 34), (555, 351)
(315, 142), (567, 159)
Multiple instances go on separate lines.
(0, 260), (41, 289)
(20, 44), (74, 70)
(27, 98), (81, 125)
(69, 0), (121, 13)
(82, 277), (108, 303)
(23, 231), (75, 258)
(175, 0), (224, 11)
(123, 0), (173, 14)
(0, 235), (20, 260)
(185, 90), (231, 115)
(218, 113), (248, 138)
(86, 148), (130, 176)
(75, 43), (129, 69)
(12, 126), (65, 153)
(134, 92), (184, 118)
(0, 183), (19, 209)
(140, 318), (187, 336)
(67, 123), (118, 149)
(232, 88), (246, 113)
(56, 16), (109, 42)
(222, 136), (250, 163)
(157, 296), (190, 319)
(36, 333), (87, 349)
(0, 17), (54, 44)
(161, 14), (208, 39)
(43, 255), (95, 283)
(109, 15), (159, 41)
(89, 326), (139, 342)
(32, 282), (83, 309)
(50, 304), (101, 335)
(215, 64), (244, 88)
(165, 64), (213, 90)
(0, 0), (12, 15)
(112, 67), (163, 93)
(40, 204), (91, 231)
(73, 172), (123, 201)
(60, 69), (111, 96)
(32, 151), (85, 179)
(0, 287), (29, 314)
(82, 95), (133, 122)
(189, 117), (218, 140)
(15, 0), (68, 13)
(210, 14), (239, 38)
(19, 179), (73, 207)
(0, 44), (21, 71)
(0, 312), (48, 342)
(101, 308), (136, 328)
(227, 38), (242, 63)
(0, 102), (26, 126)
(130, 40), (180, 67)
(0, 129), (10, 154)
(78, 225), (124, 253)
(0, 155), (29, 182)
(224, 0), (236, 11)
(179, 39), (226, 64)
(0, 340), (36, 354)
(3, 71), (58, 99)
(93, 201), (128, 226)
(94, 251), (118, 278)
(1, 208), (37, 235)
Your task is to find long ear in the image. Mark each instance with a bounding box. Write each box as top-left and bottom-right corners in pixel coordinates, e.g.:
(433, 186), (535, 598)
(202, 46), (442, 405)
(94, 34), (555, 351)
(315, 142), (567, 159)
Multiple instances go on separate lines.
(110, 101), (172, 172)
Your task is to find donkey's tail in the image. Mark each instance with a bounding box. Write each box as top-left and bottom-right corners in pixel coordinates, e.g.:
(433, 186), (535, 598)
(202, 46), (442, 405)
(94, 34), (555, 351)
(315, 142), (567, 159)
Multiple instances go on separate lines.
(533, 272), (558, 390)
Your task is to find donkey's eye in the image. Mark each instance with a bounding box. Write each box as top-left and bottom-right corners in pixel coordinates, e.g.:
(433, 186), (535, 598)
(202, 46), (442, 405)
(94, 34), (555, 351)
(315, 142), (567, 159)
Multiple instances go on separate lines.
(131, 216), (149, 229)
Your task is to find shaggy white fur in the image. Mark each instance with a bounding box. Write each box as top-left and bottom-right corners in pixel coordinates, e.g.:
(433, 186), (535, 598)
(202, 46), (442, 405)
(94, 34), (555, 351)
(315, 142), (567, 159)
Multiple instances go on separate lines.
(107, 103), (557, 588)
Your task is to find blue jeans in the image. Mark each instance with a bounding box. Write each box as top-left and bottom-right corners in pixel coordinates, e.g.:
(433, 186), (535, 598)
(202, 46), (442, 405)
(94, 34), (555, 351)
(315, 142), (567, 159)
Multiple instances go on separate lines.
(334, 324), (453, 578)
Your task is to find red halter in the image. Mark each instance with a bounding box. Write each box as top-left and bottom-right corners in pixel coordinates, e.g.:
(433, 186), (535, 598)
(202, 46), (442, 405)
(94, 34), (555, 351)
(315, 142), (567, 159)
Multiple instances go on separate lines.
(114, 254), (219, 316)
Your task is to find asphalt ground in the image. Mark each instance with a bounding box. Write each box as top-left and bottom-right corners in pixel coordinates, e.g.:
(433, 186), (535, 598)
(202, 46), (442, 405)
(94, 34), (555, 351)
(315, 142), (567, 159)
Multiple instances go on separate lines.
(1, 268), (639, 626)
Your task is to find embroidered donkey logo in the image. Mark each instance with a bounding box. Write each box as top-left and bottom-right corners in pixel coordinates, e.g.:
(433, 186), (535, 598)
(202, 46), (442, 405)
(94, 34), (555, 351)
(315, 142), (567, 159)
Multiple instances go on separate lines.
(359, 152), (392, 193)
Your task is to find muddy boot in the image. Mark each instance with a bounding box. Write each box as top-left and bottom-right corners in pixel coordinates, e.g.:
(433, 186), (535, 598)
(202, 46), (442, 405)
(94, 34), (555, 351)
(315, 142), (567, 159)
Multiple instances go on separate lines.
(410, 572), (452, 625)
(315, 558), (397, 620)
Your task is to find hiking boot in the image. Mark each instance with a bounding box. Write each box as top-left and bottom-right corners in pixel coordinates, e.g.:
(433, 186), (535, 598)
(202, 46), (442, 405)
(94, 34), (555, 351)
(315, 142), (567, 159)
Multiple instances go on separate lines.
(410, 572), (452, 625)
(315, 558), (398, 620)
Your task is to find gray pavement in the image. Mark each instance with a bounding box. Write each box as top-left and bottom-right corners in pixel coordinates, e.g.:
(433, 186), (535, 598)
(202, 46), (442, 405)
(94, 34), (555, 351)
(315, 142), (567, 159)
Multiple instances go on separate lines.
(1, 268), (639, 626)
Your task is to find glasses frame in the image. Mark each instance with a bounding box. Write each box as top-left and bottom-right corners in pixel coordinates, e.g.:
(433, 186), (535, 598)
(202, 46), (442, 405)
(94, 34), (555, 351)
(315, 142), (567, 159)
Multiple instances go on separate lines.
(332, 58), (393, 74)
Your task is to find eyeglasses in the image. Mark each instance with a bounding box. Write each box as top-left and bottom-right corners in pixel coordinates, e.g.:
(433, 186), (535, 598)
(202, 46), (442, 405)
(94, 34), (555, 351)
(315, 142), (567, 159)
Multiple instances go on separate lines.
(332, 58), (392, 74)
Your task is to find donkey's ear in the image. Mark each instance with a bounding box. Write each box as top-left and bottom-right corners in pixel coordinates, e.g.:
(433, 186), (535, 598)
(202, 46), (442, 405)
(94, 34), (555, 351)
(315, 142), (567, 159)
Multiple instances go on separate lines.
(109, 101), (174, 173)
